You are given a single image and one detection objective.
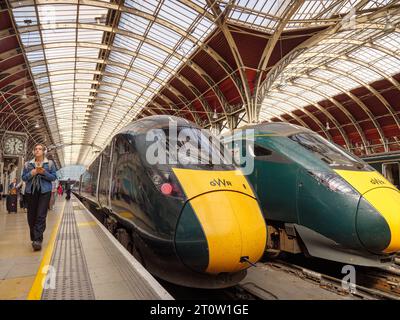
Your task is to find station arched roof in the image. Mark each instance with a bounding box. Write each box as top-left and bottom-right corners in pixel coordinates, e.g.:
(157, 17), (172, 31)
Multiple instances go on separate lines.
(1, 0), (399, 166)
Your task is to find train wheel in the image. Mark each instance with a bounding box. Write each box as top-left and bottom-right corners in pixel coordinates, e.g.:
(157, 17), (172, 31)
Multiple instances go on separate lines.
(105, 217), (117, 235)
(116, 228), (131, 250)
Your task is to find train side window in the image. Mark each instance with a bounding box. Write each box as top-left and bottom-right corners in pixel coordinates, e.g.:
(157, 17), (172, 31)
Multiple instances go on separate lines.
(98, 145), (111, 206)
(383, 162), (400, 188)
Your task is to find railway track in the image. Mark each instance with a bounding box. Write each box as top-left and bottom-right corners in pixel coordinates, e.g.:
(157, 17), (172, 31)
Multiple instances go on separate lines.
(164, 260), (400, 300)
(357, 264), (400, 297)
(267, 256), (400, 300)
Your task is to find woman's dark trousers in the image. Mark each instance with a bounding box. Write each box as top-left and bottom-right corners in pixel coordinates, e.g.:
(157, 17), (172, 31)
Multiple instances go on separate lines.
(26, 191), (51, 242)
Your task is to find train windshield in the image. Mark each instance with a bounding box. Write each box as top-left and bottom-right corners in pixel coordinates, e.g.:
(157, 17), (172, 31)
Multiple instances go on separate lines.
(139, 126), (234, 170)
(289, 132), (369, 169)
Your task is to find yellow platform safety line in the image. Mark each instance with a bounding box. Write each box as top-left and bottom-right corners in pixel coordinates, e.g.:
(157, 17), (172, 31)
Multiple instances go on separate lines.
(27, 200), (66, 300)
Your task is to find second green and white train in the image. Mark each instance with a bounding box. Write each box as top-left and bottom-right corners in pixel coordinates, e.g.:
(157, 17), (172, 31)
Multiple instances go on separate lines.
(224, 122), (400, 267)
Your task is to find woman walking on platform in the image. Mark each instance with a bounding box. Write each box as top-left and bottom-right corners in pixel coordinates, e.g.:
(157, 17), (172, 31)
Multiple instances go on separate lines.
(17, 181), (27, 211)
(6, 178), (18, 214)
(22, 144), (57, 251)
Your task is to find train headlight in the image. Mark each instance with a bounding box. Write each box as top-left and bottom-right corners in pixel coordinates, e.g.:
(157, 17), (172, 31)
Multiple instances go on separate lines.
(148, 169), (185, 199)
(307, 171), (358, 195)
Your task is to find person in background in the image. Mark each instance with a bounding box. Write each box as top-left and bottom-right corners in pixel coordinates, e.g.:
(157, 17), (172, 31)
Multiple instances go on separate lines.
(17, 180), (27, 212)
(57, 183), (63, 197)
(49, 180), (57, 210)
(7, 178), (18, 214)
(22, 143), (57, 251)
(0, 182), (3, 201)
(65, 178), (72, 200)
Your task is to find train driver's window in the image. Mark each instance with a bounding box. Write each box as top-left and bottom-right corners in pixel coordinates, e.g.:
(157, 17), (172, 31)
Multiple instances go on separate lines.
(253, 144), (272, 158)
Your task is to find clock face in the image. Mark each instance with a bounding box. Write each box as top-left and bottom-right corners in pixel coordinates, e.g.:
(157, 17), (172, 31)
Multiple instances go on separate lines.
(4, 137), (25, 155)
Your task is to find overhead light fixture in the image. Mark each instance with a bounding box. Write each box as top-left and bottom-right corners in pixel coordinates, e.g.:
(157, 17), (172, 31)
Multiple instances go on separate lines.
(21, 87), (27, 99)
(326, 121), (330, 130)
(212, 109), (218, 120)
(34, 120), (40, 128)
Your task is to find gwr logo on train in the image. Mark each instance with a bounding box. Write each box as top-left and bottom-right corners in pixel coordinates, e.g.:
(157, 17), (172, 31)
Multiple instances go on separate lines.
(370, 178), (386, 185)
(210, 178), (233, 187)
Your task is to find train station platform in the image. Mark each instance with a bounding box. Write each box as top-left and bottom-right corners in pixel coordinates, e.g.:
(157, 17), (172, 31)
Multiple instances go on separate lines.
(0, 195), (172, 300)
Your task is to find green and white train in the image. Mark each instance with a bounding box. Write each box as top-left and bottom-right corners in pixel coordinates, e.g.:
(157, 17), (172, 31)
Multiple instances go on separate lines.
(223, 122), (400, 267)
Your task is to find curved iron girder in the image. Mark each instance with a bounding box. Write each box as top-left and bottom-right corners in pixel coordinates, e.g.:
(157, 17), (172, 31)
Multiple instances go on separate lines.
(161, 85), (199, 123)
(18, 22), (188, 60)
(288, 79), (372, 153)
(32, 69), (193, 119)
(253, 0), (305, 122)
(299, 73), (387, 151)
(260, 95), (323, 135)
(29, 55), (211, 117)
(0, 82), (39, 120)
(266, 89), (350, 148)
(202, 45), (246, 104)
(0, 31), (15, 45)
(11, 0), (215, 40)
(0, 92), (42, 148)
(290, 63), (400, 131)
(205, 0), (252, 121)
(12, 121), (48, 142)
(1, 98), (42, 122)
(24, 45), (222, 125)
(174, 73), (212, 124)
(186, 59), (229, 120)
(264, 93), (333, 141)
(10, 0), (62, 156)
(11, 43), (237, 126)
(321, 54), (400, 95)
(298, 39), (400, 127)
(0, 48), (21, 66)
(23, 35), (245, 121)
(35, 77), (199, 124)
(23, 62), (202, 126)
(18, 23), (230, 110)
(46, 142), (103, 151)
(0, 64), (29, 86)
(255, 0), (395, 116)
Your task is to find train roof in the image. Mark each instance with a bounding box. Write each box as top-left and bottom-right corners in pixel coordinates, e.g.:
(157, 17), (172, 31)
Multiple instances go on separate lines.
(236, 122), (313, 137)
(118, 115), (198, 135)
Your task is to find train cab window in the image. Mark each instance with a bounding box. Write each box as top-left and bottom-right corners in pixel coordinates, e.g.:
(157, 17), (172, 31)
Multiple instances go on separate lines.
(289, 132), (370, 170)
(138, 126), (234, 170)
(253, 144), (272, 158)
(98, 145), (112, 206)
(383, 163), (400, 188)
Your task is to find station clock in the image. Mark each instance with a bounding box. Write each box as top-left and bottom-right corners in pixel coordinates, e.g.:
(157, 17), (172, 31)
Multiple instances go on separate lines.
(3, 134), (26, 156)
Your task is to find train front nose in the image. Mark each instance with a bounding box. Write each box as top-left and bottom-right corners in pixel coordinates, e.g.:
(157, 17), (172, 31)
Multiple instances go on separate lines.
(356, 188), (400, 254)
(175, 191), (267, 274)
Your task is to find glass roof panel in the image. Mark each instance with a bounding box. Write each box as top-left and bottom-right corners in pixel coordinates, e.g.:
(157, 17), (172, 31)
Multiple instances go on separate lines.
(260, 3), (400, 123)
(13, 0), (397, 164)
(374, 32), (400, 52)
